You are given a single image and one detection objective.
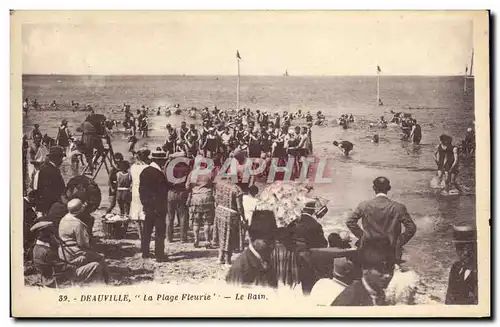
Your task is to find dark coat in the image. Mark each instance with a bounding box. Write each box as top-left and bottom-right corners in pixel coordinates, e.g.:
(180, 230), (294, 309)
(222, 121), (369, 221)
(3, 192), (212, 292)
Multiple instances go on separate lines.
(139, 165), (169, 214)
(331, 280), (375, 306)
(226, 248), (278, 288)
(346, 195), (416, 256)
(445, 261), (478, 305)
(36, 162), (65, 214)
(288, 213), (328, 249)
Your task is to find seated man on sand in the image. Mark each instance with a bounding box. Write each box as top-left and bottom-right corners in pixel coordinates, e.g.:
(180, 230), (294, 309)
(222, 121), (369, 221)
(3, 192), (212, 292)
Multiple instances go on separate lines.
(58, 198), (109, 285)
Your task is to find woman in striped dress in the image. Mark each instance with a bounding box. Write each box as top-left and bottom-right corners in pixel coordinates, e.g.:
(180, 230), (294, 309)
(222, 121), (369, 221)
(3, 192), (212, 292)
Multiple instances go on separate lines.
(214, 177), (246, 265)
(186, 162), (216, 248)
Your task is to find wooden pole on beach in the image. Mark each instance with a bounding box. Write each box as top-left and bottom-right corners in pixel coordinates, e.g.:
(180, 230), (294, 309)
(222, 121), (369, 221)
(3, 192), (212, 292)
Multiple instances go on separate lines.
(236, 50), (241, 110)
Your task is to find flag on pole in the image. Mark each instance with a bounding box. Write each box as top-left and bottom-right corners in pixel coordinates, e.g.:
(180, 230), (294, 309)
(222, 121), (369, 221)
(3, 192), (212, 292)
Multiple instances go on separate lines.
(236, 50), (241, 60)
(377, 65), (382, 73)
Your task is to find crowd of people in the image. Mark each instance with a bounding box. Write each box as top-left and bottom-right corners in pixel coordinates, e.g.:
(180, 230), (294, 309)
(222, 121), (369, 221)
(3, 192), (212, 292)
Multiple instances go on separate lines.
(21, 102), (477, 306)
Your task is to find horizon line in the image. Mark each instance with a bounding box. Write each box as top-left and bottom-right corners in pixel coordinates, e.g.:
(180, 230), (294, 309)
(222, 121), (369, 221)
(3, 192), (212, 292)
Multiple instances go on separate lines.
(21, 73), (470, 77)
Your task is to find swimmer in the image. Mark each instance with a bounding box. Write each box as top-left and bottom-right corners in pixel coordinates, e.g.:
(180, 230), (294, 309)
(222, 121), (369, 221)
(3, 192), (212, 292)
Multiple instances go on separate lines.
(377, 116), (387, 126)
(372, 134), (379, 143)
(333, 140), (353, 156)
(433, 134), (460, 194)
(463, 127), (475, 156)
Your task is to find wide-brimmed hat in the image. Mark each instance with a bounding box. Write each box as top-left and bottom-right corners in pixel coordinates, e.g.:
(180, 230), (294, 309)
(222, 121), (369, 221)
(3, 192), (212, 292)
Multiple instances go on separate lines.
(150, 148), (167, 160)
(452, 225), (476, 244)
(30, 220), (54, 233)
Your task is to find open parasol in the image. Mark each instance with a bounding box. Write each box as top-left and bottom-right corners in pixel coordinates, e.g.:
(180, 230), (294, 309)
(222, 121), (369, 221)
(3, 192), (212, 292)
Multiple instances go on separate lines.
(256, 181), (329, 228)
(66, 175), (102, 213)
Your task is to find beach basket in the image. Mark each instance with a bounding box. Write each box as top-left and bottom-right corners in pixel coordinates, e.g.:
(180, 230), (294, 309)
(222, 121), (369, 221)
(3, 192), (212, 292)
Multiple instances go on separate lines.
(102, 219), (130, 239)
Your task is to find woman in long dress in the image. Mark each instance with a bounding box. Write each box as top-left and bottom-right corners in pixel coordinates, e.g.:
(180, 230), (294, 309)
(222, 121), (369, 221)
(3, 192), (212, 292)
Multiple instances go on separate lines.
(129, 149), (150, 236)
(214, 176), (245, 265)
(186, 161), (216, 248)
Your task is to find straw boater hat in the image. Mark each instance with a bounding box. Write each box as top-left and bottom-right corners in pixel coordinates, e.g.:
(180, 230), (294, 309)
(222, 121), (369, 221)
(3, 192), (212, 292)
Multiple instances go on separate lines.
(452, 225), (476, 244)
(150, 148), (167, 160)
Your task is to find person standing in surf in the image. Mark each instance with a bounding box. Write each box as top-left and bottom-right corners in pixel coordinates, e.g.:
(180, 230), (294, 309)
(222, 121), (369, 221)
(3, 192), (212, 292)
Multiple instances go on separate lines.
(409, 119), (422, 145)
(434, 134), (460, 194)
(56, 119), (71, 157)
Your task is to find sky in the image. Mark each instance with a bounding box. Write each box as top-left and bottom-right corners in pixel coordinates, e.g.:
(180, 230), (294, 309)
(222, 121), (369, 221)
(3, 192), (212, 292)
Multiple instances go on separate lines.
(20, 11), (475, 76)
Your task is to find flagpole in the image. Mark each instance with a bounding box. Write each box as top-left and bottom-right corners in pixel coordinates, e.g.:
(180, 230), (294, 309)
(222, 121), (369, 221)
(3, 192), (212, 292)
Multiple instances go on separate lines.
(237, 56), (240, 110)
(470, 49), (474, 77)
(377, 69), (380, 105)
(464, 66), (467, 93)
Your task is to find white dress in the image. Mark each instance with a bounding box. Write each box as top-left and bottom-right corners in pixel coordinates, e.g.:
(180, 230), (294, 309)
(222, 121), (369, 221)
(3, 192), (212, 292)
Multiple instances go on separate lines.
(129, 162), (148, 221)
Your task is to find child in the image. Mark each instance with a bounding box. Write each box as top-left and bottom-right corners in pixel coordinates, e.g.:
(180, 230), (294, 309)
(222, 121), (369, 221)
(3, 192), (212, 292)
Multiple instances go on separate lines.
(104, 153), (124, 216)
(116, 160), (132, 216)
(127, 132), (138, 155)
(69, 137), (84, 167)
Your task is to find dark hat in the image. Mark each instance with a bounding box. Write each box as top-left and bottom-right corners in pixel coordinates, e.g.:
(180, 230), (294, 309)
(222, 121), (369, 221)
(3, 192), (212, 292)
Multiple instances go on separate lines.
(48, 146), (64, 157)
(137, 148), (151, 157)
(248, 210), (277, 241)
(30, 220), (54, 233)
(452, 225), (477, 244)
(303, 199), (317, 210)
(328, 233), (351, 249)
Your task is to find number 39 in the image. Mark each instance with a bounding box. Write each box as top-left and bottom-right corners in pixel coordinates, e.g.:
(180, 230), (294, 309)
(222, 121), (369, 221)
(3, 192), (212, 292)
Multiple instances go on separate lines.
(58, 295), (68, 302)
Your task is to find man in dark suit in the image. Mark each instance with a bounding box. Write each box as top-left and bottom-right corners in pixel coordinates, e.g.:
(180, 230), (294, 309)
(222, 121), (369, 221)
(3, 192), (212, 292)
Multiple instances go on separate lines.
(332, 237), (395, 306)
(445, 226), (478, 305)
(346, 177), (416, 262)
(139, 148), (169, 262)
(226, 210), (278, 288)
(288, 200), (328, 295)
(35, 146), (65, 215)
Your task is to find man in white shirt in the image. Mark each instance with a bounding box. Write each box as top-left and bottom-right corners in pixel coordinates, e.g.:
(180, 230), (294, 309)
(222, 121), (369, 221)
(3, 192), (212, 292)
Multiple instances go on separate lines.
(310, 257), (355, 306)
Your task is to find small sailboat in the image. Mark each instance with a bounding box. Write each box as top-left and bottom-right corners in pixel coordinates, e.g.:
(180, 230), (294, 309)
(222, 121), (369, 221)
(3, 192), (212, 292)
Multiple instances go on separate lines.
(284, 70), (289, 76)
